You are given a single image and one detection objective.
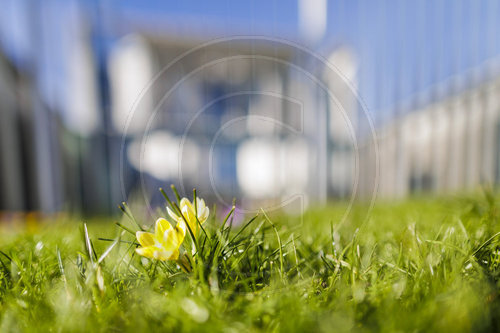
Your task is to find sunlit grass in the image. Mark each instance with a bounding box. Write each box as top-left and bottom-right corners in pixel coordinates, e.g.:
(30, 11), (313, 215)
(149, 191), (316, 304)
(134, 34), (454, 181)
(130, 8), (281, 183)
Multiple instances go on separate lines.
(1, 191), (500, 332)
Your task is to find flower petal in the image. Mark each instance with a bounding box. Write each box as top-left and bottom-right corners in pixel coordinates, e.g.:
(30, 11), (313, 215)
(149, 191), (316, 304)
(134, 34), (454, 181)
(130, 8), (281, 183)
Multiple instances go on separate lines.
(176, 220), (187, 238)
(169, 249), (180, 260)
(199, 207), (209, 223)
(166, 223), (186, 246)
(155, 218), (173, 240)
(135, 246), (155, 258)
(196, 198), (206, 211)
(180, 205), (196, 232)
(180, 198), (192, 211)
(136, 231), (155, 247)
(162, 228), (179, 251)
(153, 249), (178, 261)
(167, 207), (180, 221)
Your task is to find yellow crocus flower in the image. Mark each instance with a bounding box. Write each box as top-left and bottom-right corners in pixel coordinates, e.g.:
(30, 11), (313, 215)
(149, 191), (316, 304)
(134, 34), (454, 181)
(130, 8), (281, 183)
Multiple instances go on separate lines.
(167, 197), (209, 236)
(135, 217), (186, 260)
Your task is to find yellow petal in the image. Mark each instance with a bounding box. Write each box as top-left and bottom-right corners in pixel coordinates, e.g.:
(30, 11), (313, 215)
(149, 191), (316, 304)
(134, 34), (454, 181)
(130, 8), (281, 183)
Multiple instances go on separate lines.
(180, 205), (196, 232)
(153, 249), (178, 261)
(174, 222), (189, 241)
(155, 218), (173, 240)
(196, 198), (206, 211)
(136, 231), (155, 247)
(180, 198), (192, 211)
(135, 246), (155, 258)
(169, 249), (180, 260)
(181, 204), (190, 217)
(176, 220), (187, 238)
(182, 199), (196, 220)
(167, 207), (180, 222)
(162, 229), (178, 251)
(165, 224), (186, 248)
(199, 207), (209, 223)
(178, 206), (192, 229)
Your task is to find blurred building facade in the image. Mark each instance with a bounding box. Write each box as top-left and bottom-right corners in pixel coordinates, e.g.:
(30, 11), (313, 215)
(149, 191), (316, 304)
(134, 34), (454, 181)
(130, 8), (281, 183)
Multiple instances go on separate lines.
(107, 34), (360, 211)
(371, 60), (500, 197)
(0, 1), (499, 213)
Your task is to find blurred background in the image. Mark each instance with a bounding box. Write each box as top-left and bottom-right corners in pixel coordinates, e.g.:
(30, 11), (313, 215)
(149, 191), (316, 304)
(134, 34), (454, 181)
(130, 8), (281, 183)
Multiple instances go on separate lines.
(0, 0), (500, 216)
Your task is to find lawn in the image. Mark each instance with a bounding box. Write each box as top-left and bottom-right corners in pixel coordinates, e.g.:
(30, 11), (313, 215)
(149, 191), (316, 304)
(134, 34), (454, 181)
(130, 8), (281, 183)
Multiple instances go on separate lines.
(1, 190), (500, 332)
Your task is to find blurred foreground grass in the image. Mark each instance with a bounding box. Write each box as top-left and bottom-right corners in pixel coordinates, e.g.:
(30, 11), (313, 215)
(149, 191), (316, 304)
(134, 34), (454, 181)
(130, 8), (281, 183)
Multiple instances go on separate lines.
(1, 193), (500, 332)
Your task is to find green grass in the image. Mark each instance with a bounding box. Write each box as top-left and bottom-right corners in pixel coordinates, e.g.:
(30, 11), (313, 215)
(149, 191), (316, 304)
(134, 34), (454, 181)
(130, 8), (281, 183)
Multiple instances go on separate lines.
(1, 192), (500, 332)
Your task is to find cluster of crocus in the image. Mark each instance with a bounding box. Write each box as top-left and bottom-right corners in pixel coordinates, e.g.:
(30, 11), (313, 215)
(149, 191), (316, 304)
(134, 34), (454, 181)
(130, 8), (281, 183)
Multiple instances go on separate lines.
(135, 197), (209, 261)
